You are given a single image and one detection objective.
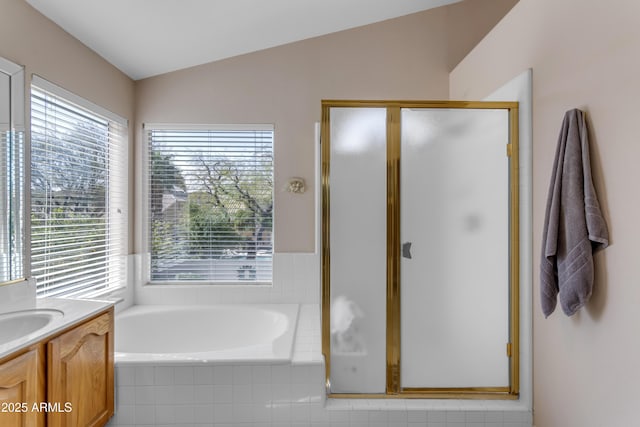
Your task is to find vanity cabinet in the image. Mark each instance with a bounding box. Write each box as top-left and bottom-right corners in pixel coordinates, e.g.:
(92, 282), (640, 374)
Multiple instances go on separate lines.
(0, 346), (45, 426)
(0, 307), (113, 427)
(47, 311), (114, 427)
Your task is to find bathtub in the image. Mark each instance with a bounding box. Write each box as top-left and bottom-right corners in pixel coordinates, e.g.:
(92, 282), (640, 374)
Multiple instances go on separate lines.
(114, 304), (299, 364)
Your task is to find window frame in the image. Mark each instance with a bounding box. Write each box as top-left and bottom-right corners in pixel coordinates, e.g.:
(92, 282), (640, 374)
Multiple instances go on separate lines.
(142, 123), (275, 286)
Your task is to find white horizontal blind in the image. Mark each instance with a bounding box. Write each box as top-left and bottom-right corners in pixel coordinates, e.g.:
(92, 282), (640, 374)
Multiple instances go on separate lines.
(147, 125), (273, 283)
(1, 67), (24, 283)
(31, 81), (128, 298)
(0, 126), (10, 281)
(0, 128), (24, 282)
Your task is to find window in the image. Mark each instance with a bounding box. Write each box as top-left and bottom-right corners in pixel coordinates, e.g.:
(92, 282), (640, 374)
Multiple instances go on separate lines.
(30, 76), (128, 298)
(146, 124), (273, 283)
(0, 57), (25, 283)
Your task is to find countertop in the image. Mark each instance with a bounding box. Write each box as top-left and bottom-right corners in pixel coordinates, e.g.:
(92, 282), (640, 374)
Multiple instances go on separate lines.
(0, 297), (114, 360)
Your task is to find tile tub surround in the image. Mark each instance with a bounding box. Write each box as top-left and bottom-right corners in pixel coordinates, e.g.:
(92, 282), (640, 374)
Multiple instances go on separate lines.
(133, 253), (321, 306)
(107, 305), (531, 427)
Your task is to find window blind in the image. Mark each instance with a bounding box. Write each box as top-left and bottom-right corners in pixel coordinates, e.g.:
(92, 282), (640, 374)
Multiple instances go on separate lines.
(0, 63), (24, 283)
(0, 127), (24, 282)
(31, 77), (128, 298)
(146, 125), (273, 283)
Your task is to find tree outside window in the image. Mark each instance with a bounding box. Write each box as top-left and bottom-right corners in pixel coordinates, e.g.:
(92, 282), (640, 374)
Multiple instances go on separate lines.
(148, 127), (273, 283)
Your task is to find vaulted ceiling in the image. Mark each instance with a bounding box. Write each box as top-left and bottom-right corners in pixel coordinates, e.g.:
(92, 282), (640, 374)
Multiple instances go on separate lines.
(26, 0), (461, 80)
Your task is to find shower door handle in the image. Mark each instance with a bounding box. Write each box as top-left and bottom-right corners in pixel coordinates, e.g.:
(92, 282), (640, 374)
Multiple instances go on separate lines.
(402, 242), (412, 259)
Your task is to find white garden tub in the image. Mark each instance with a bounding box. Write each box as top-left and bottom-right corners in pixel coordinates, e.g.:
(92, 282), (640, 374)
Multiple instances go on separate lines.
(114, 304), (299, 364)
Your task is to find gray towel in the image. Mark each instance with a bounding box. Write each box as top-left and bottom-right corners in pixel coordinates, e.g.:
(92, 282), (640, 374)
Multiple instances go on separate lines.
(540, 109), (609, 317)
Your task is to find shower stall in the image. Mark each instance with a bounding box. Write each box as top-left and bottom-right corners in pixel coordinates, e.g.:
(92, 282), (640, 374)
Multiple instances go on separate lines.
(321, 100), (519, 399)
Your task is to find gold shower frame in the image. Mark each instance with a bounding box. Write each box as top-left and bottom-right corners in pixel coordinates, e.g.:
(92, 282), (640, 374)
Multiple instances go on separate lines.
(320, 100), (520, 400)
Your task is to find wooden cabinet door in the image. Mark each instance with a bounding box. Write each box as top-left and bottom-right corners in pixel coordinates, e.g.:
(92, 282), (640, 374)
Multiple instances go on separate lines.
(0, 347), (44, 427)
(47, 310), (114, 427)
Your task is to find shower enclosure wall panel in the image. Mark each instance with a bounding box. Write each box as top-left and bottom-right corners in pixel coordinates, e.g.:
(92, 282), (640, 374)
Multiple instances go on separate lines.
(400, 108), (510, 389)
(327, 107), (387, 394)
(322, 100), (519, 397)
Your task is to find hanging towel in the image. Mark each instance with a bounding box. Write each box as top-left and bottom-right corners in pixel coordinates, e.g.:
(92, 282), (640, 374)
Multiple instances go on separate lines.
(540, 109), (609, 317)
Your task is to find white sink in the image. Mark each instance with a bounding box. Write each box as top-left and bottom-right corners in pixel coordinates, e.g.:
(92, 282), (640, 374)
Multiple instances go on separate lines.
(0, 309), (64, 345)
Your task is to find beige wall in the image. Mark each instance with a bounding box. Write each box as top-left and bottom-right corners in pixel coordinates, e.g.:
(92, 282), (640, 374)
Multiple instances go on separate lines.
(0, 0), (134, 122)
(135, 1), (515, 253)
(135, 8), (453, 253)
(445, 0), (519, 70)
(0, 0), (136, 251)
(450, 1), (640, 426)
(1, 0), (515, 255)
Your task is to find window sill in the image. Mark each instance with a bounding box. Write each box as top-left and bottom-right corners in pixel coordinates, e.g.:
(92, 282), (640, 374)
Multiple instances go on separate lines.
(143, 281), (273, 287)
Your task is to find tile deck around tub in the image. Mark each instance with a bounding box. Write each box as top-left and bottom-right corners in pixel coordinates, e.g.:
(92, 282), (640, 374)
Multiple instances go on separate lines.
(291, 304), (323, 365)
(107, 303), (531, 427)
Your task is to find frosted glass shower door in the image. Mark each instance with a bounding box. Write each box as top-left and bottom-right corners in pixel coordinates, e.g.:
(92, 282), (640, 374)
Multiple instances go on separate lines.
(328, 107), (387, 393)
(400, 108), (510, 388)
